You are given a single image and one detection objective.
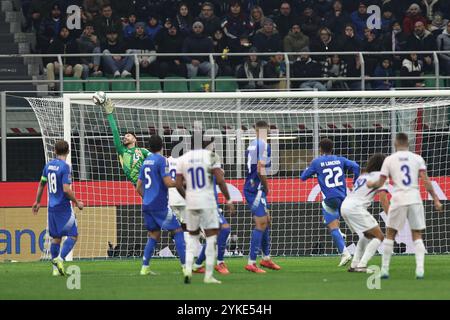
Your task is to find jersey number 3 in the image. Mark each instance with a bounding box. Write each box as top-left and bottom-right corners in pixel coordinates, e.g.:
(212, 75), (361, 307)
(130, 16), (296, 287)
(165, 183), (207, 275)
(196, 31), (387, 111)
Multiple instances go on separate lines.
(324, 167), (344, 188)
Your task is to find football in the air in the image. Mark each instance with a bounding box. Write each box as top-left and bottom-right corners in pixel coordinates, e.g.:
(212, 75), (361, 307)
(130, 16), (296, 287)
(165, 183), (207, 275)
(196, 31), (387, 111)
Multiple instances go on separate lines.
(93, 91), (107, 105)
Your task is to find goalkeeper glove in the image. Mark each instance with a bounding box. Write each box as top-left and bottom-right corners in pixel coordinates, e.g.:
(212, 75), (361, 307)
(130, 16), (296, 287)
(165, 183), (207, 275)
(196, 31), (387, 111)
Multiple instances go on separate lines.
(103, 98), (115, 114)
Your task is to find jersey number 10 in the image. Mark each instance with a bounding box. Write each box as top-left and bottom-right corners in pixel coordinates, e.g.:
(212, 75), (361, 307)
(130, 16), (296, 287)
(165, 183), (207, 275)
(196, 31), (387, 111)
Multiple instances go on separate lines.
(188, 167), (206, 189)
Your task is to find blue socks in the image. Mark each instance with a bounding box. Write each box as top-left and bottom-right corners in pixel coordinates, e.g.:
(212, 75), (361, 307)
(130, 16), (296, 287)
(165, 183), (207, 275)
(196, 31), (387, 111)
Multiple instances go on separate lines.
(50, 242), (60, 259)
(143, 237), (157, 266)
(60, 237), (76, 260)
(173, 231), (186, 265)
(261, 228), (270, 257)
(330, 228), (346, 253)
(250, 229), (264, 261)
(217, 227), (230, 262)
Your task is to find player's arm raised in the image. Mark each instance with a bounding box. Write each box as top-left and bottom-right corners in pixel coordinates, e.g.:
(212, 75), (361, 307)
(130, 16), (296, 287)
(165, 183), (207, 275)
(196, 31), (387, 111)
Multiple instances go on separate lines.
(32, 176), (47, 214)
(102, 97), (126, 155)
(420, 170), (443, 212)
(213, 167), (235, 215)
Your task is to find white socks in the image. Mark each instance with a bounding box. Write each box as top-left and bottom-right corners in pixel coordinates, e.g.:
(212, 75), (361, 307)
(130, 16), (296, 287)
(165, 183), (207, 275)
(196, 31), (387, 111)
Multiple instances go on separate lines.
(358, 238), (381, 268)
(186, 234), (200, 275)
(414, 239), (425, 276)
(205, 235), (217, 279)
(351, 237), (369, 268)
(382, 239), (394, 273)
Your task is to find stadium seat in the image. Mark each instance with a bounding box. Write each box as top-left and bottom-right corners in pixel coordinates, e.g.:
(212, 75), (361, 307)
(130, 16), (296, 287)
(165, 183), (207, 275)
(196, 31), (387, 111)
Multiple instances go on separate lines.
(163, 76), (188, 92)
(63, 76), (83, 92)
(189, 77), (211, 92)
(140, 76), (161, 92)
(111, 77), (136, 92)
(85, 77), (109, 92)
(215, 76), (238, 92)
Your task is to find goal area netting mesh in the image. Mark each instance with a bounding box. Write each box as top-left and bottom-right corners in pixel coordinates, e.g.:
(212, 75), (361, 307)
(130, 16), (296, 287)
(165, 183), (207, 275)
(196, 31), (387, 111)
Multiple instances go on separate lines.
(27, 91), (450, 260)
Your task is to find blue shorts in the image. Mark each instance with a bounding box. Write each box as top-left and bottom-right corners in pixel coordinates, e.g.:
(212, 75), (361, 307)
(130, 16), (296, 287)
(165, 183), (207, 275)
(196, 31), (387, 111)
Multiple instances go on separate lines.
(321, 197), (344, 225)
(143, 207), (181, 231)
(48, 207), (78, 239)
(244, 190), (269, 217)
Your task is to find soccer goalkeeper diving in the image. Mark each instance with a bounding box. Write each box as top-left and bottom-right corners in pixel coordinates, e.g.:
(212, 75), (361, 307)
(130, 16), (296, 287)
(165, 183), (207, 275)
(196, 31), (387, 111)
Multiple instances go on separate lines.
(100, 96), (150, 186)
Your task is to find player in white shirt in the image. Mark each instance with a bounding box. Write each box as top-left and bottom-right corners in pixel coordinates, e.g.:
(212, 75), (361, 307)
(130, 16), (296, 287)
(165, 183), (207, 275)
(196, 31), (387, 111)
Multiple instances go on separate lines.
(176, 148), (235, 284)
(367, 133), (443, 279)
(341, 153), (390, 272)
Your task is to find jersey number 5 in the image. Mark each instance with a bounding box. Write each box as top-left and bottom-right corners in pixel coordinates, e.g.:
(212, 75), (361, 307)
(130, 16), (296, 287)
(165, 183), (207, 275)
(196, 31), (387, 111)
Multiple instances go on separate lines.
(144, 167), (152, 189)
(324, 167), (344, 188)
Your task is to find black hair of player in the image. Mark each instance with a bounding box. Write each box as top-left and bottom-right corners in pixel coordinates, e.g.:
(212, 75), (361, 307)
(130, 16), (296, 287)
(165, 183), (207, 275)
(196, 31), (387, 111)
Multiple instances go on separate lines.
(395, 132), (409, 146)
(366, 153), (386, 173)
(255, 120), (269, 130)
(125, 131), (137, 139)
(149, 135), (163, 153)
(55, 140), (69, 155)
(319, 138), (333, 154)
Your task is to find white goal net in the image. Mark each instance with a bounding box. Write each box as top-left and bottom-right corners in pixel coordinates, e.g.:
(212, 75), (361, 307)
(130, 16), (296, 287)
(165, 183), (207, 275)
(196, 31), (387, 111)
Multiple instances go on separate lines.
(27, 91), (450, 260)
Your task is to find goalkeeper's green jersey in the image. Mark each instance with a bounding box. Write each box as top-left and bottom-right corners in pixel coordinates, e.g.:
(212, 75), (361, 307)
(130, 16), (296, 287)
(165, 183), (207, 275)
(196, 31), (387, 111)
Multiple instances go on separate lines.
(107, 113), (150, 185)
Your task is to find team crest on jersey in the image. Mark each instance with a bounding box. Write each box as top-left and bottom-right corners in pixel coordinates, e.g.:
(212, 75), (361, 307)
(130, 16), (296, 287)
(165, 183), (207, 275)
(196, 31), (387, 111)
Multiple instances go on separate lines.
(132, 149), (143, 166)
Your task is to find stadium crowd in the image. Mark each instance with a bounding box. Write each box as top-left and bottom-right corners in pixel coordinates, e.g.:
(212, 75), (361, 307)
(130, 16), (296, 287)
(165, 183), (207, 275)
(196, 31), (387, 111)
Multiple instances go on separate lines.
(19, 0), (450, 90)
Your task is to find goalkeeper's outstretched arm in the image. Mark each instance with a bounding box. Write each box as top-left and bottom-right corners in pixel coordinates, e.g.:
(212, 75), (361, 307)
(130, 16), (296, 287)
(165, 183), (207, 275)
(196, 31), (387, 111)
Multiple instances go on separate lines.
(102, 98), (126, 155)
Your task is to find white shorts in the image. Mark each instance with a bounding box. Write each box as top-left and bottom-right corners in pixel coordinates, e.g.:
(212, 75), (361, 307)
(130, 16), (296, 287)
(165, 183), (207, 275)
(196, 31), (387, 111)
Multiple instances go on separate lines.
(170, 205), (187, 224)
(387, 204), (425, 231)
(341, 203), (379, 234)
(186, 208), (220, 231)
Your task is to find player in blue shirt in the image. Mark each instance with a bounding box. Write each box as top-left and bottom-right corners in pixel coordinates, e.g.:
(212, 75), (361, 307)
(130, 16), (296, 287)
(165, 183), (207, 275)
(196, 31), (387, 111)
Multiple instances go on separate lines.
(300, 138), (360, 267)
(32, 140), (83, 276)
(193, 171), (232, 275)
(244, 120), (281, 273)
(136, 135), (186, 276)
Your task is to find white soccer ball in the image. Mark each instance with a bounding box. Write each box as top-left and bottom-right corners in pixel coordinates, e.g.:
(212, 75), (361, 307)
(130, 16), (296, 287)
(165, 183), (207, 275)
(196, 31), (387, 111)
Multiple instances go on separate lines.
(93, 91), (107, 105)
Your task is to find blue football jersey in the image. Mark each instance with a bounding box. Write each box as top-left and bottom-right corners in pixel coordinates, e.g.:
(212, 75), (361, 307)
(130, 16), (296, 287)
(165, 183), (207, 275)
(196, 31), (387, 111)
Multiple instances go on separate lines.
(41, 159), (72, 212)
(139, 153), (170, 211)
(300, 155), (360, 200)
(244, 139), (271, 194)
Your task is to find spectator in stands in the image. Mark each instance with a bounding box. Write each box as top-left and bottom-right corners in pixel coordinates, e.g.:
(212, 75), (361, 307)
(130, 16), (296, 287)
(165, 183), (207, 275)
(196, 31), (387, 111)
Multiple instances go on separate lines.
(437, 20), (450, 75)
(291, 50), (327, 91)
(323, 54), (348, 90)
(310, 27), (340, 62)
(314, 0), (333, 19)
(221, 1), (254, 53)
(37, 3), (64, 54)
(324, 0), (352, 35)
(126, 22), (157, 76)
(362, 27), (383, 75)
(123, 13), (137, 40)
(198, 2), (222, 37)
(263, 53), (286, 89)
(46, 26), (83, 91)
(155, 24), (187, 78)
(337, 23), (362, 53)
(400, 53), (425, 88)
(249, 5), (266, 32)
(346, 53), (362, 90)
(146, 15), (163, 42)
(429, 12), (448, 37)
(252, 18), (282, 57)
(274, 2), (298, 39)
(403, 3), (427, 35)
(77, 22), (102, 78)
(182, 21), (217, 78)
(236, 46), (266, 90)
(212, 28), (234, 76)
(27, 0), (53, 32)
(255, 0), (281, 16)
(175, 2), (194, 36)
(83, 0), (101, 22)
(421, 0), (447, 21)
(110, 0), (133, 19)
(350, 1), (369, 41)
(380, 4), (396, 35)
(405, 21), (436, 73)
(299, 5), (321, 38)
(283, 23), (310, 58)
(94, 4), (122, 43)
(382, 21), (408, 70)
(372, 58), (394, 90)
(101, 27), (134, 77)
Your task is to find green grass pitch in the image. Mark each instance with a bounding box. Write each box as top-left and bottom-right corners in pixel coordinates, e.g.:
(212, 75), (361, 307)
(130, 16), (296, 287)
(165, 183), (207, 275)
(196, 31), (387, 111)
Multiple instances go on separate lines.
(1, 255), (450, 300)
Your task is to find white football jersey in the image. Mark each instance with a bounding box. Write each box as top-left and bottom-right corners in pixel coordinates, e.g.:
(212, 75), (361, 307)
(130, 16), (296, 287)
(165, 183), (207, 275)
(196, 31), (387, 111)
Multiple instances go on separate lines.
(380, 150), (426, 207)
(168, 156), (186, 206)
(176, 149), (221, 210)
(345, 171), (389, 208)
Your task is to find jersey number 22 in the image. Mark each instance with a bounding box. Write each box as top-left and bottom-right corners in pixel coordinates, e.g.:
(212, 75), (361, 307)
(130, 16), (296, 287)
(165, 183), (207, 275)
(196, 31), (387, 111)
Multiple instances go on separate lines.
(324, 167), (343, 188)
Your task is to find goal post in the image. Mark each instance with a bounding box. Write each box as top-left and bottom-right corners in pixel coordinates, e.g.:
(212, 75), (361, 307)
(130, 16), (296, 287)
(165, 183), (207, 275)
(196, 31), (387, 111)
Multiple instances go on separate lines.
(27, 90), (450, 260)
